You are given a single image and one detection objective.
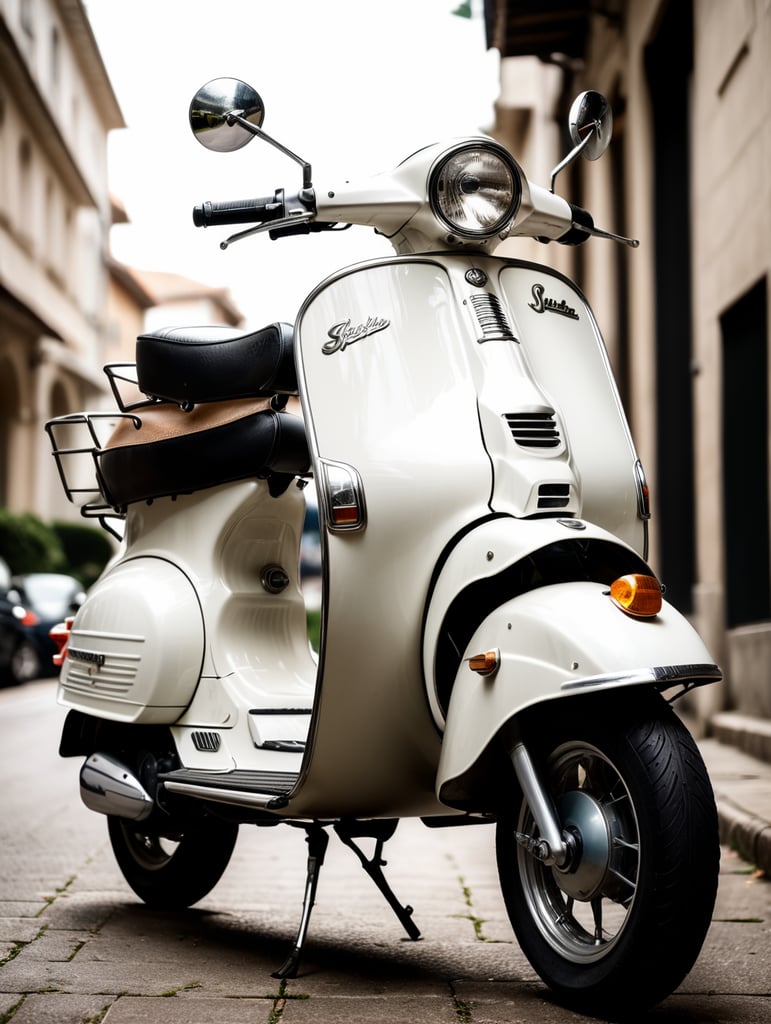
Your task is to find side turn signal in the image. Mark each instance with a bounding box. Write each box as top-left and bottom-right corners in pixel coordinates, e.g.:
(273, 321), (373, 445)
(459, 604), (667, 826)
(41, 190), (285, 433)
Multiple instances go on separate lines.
(609, 574), (662, 618)
(468, 649), (500, 675)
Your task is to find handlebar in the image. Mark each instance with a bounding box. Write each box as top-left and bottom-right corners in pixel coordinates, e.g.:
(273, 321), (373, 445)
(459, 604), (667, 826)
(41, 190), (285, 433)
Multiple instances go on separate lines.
(191, 181), (637, 251)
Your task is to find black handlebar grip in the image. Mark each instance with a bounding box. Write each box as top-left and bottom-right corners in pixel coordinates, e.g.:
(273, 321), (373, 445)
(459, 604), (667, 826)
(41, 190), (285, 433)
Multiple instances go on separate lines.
(192, 196), (282, 227)
(557, 203), (594, 246)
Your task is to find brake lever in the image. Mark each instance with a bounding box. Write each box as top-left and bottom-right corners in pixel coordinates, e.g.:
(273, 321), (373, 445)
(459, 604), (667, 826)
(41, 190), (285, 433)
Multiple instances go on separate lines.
(571, 221), (640, 248)
(219, 213), (315, 250)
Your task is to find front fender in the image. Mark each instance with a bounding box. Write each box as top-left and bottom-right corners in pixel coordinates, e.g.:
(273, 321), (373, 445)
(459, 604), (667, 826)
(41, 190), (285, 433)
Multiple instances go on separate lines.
(436, 580), (720, 808)
(423, 516), (651, 728)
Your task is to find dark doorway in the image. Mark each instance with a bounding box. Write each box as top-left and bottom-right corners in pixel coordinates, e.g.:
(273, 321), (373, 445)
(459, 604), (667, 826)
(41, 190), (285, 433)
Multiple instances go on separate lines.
(721, 278), (770, 627)
(645, 0), (695, 611)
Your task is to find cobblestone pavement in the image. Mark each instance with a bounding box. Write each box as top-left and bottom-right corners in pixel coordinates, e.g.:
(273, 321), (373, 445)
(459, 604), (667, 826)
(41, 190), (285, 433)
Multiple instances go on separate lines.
(1, 680), (769, 1023)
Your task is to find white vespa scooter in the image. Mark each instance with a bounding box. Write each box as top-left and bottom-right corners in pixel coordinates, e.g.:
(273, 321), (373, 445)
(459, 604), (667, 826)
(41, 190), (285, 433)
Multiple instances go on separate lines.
(46, 81), (721, 1016)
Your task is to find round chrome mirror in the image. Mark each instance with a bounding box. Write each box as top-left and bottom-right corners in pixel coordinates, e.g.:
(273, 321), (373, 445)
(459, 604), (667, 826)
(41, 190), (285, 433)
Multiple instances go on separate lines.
(189, 78), (265, 152)
(569, 91), (612, 161)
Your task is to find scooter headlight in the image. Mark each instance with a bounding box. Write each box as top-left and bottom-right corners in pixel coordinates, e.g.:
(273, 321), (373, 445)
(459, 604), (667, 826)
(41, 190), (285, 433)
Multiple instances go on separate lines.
(429, 143), (521, 239)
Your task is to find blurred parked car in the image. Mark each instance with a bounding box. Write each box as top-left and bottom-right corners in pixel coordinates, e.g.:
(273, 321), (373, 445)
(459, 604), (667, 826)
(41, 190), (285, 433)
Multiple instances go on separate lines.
(5, 573), (85, 680)
(0, 590), (40, 686)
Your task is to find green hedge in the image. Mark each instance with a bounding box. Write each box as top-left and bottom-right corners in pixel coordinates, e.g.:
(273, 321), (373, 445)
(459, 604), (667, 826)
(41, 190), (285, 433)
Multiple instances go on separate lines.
(51, 520), (113, 589)
(0, 509), (111, 588)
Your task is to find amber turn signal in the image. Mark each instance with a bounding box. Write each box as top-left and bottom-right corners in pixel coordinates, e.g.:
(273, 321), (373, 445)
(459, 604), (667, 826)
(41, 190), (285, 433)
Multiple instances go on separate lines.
(468, 649), (500, 675)
(331, 504), (360, 526)
(609, 574), (662, 618)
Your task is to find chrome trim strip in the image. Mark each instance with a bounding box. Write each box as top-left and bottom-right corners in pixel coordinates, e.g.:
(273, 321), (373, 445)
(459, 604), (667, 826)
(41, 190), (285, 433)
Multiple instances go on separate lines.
(162, 780), (286, 809)
(560, 663), (721, 692)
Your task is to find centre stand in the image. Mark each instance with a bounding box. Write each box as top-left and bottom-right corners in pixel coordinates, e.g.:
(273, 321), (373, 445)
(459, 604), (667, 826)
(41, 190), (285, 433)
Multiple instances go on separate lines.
(272, 819), (421, 979)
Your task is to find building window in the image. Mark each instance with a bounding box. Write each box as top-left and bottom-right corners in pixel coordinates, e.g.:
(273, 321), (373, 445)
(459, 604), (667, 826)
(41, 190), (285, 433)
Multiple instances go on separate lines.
(18, 139), (33, 240)
(0, 358), (20, 507)
(20, 0), (35, 37)
(63, 205), (74, 292)
(50, 25), (60, 86)
(721, 278), (770, 627)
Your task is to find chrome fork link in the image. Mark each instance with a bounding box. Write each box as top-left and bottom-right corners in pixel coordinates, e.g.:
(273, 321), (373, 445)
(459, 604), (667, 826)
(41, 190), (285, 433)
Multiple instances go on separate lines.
(509, 740), (569, 868)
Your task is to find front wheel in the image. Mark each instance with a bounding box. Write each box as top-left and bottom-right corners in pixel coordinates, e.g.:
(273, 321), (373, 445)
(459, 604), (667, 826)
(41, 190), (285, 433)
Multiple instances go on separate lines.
(496, 693), (718, 1017)
(108, 816), (239, 909)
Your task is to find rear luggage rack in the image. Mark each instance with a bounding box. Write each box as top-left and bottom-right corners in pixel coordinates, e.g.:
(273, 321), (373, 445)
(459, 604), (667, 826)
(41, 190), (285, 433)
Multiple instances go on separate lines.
(45, 411), (134, 539)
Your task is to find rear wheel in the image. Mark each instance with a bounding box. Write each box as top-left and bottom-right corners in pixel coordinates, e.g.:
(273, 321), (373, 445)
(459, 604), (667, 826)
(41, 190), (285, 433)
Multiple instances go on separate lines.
(496, 693), (718, 1016)
(108, 816), (239, 909)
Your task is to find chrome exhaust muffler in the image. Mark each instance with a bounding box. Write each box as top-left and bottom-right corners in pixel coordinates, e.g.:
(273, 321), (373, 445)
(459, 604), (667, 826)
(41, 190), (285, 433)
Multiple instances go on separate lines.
(80, 752), (154, 821)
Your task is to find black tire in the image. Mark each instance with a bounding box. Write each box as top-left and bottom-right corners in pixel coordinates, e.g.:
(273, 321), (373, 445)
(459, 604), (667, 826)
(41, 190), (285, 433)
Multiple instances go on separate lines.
(496, 692), (719, 1018)
(108, 816), (239, 909)
(9, 639), (40, 685)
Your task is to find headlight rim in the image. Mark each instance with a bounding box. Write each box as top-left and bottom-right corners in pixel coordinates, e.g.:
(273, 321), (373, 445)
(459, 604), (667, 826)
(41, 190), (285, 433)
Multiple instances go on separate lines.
(428, 141), (522, 241)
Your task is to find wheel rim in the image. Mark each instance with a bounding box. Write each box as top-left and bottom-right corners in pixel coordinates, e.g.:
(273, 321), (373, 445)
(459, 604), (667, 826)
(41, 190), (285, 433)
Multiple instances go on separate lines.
(119, 823), (181, 871)
(516, 740), (640, 964)
(12, 642), (39, 682)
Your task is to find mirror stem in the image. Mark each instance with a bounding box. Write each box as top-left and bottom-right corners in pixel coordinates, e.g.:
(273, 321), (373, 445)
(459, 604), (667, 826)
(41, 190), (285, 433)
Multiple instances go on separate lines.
(228, 112), (312, 189)
(549, 127), (595, 192)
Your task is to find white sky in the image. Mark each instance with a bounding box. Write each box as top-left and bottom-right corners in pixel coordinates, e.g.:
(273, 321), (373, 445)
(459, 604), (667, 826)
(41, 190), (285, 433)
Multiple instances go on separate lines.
(85, 0), (499, 327)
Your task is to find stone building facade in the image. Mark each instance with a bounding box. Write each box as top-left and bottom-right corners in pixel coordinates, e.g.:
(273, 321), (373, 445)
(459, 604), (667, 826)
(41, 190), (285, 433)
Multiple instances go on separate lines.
(486, 0), (771, 726)
(0, 0), (123, 519)
(0, 2), (244, 529)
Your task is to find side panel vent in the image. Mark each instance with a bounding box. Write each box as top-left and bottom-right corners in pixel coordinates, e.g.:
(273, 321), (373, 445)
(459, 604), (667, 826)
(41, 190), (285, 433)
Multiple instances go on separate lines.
(191, 731), (222, 753)
(537, 483), (570, 509)
(504, 410), (561, 449)
(470, 294), (517, 343)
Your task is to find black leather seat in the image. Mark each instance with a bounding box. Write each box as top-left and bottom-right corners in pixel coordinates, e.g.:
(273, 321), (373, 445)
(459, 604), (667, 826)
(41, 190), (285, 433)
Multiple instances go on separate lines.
(97, 399), (309, 509)
(136, 322), (297, 405)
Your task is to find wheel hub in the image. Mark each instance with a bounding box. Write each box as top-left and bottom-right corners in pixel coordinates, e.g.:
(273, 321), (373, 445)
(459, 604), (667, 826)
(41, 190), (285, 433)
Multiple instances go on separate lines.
(554, 790), (610, 900)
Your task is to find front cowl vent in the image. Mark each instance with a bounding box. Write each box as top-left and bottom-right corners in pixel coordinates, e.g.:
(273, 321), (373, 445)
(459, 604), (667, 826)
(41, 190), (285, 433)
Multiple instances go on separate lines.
(470, 294), (517, 343)
(537, 483), (570, 509)
(504, 410), (561, 449)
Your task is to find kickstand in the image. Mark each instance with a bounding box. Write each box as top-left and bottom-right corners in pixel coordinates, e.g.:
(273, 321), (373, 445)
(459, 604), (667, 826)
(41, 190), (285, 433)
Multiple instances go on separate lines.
(334, 819), (421, 941)
(272, 825), (329, 979)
